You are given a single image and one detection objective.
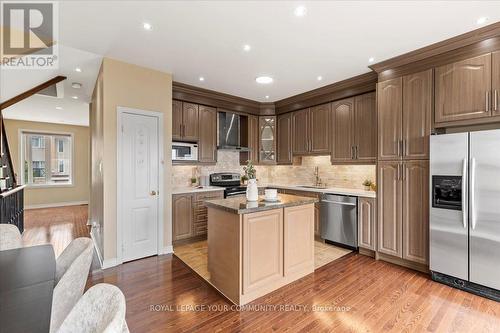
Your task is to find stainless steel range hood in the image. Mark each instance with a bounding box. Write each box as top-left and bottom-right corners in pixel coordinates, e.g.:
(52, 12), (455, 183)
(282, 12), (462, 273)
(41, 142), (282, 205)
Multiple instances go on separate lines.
(217, 111), (250, 151)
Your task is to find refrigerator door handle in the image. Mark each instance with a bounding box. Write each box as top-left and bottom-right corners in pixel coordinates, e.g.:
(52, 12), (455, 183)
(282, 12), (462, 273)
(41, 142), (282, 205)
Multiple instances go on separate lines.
(462, 158), (468, 229)
(471, 157), (477, 230)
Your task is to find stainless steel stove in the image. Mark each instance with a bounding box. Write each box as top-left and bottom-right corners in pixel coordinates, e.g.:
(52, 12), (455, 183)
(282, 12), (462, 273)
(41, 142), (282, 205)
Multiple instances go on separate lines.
(209, 172), (246, 198)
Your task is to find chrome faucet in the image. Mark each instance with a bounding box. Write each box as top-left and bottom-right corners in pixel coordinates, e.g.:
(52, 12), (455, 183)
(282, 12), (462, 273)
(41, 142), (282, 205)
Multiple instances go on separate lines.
(314, 166), (322, 187)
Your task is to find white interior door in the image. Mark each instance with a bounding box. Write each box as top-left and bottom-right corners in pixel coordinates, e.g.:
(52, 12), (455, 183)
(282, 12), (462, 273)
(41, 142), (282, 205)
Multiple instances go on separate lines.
(121, 111), (159, 262)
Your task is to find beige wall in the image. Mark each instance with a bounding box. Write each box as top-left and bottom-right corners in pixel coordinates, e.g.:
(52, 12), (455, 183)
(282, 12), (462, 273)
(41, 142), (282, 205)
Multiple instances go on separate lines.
(4, 119), (90, 207)
(93, 58), (172, 262)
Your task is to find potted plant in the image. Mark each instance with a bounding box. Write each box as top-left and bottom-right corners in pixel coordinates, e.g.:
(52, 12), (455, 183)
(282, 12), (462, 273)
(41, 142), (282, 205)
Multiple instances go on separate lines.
(241, 174), (249, 185)
(243, 160), (258, 201)
(362, 179), (373, 191)
(190, 177), (198, 187)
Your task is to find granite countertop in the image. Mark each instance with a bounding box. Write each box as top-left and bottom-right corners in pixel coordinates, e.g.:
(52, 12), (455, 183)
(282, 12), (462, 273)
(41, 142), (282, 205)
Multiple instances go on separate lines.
(172, 186), (224, 195)
(205, 193), (318, 214)
(263, 184), (376, 198)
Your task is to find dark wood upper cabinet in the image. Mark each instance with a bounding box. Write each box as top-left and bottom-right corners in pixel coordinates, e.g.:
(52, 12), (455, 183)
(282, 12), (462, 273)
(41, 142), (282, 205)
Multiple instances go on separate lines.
(259, 116), (276, 164)
(331, 98), (354, 163)
(403, 70), (432, 160)
(198, 105), (217, 163)
(277, 113), (292, 165)
(493, 51), (500, 116)
(292, 109), (309, 155)
(182, 102), (199, 141)
(248, 115), (259, 164)
(377, 77), (403, 161)
(309, 103), (330, 154)
(354, 92), (376, 162)
(377, 161), (402, 258)
(402, 160), (429, 265)
(172, 100), (183, 141)
(435, 53), (492, 124)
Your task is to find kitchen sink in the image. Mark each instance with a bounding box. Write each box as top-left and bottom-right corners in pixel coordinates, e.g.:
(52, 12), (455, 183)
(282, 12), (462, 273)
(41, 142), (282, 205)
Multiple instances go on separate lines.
(296, 185), (328, 189)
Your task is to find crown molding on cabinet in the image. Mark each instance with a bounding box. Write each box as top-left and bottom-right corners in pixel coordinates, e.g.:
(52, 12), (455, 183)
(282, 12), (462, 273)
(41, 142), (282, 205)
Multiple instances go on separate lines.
(273, 72), (377, 114)
(370, 21), (500, 81)
(173, 81), (262, 115)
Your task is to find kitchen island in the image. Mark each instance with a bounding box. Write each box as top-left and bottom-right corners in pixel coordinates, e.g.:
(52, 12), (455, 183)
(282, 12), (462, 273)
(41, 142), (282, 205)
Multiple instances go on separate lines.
(205, 194), (318, 305)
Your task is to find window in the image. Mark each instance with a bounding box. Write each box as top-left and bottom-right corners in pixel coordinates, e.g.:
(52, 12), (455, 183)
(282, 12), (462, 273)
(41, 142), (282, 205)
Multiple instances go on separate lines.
(21, 132), (73, 186)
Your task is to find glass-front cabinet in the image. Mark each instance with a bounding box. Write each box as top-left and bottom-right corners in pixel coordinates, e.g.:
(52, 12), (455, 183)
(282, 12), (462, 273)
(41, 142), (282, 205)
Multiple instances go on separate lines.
(259, 116), (276, 164)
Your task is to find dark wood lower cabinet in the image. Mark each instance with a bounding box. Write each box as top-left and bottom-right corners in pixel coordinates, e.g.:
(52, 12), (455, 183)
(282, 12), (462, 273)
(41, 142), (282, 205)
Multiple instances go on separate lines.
(173, 191), (224, 243)
(377, 160), (429, 265)
(358, 197), (376, 251)
(173, 194), (194, 242)
(402, 160), (429, 265)
(377, 161), (402, 257)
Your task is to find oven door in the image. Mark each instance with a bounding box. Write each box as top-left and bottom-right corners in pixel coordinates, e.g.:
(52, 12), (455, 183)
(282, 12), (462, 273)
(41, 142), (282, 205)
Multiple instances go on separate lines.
(172, 143), (198, 161)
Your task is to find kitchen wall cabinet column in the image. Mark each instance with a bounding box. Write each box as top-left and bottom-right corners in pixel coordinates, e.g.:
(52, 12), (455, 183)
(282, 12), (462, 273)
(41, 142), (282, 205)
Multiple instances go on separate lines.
(493, 51), (500, 116)
(377, 161), (402, 257)
(198, 105), (217, 163)
(309, 103), (330, 154)
(277, 113), (292, 165)
(435, 53), (492, 123)
(292, 109), (309, 155)
(331, 98), (354, 163)
(377, 78), (403, 160)
(402, 161), (429, 265)
(403, 70), (432, 160)
(354, 92), (376, 162)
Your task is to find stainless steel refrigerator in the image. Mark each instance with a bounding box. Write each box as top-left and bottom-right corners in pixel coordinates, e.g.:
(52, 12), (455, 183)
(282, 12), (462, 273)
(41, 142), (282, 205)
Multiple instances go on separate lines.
(430, 129), (500, 301)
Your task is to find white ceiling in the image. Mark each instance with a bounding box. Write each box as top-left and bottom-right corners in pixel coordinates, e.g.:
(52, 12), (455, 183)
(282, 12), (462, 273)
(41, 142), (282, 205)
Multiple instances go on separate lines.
(1, 45), (102, 126)
(56, 0), (500, 102)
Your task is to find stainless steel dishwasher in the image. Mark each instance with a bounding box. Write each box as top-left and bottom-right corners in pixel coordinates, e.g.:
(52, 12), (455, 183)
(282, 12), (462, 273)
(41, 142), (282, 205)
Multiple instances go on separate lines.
(320, 194), (357, 249)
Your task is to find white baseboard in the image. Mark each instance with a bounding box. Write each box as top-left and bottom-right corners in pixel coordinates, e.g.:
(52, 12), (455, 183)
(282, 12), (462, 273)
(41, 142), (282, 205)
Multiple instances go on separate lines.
(160, 245), (174, 255)
(102, 258), (120, 269)
(90, 228), (103, 268)
(25, 200), (89, 210)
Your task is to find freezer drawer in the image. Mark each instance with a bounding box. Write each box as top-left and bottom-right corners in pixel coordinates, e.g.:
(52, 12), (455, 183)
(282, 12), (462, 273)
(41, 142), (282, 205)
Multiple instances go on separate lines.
(320, 194), (357, 248)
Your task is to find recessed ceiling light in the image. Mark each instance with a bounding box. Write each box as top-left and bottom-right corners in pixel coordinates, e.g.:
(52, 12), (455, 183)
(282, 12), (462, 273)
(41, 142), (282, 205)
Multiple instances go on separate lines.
(199, 77), (205, 82)
(75, 67), (82, 72)
(477, 17), (488, 25)
(265, 95), (270, 99)
(243, 44), (251, 52)
(71, 82), (82, 89)
(143, 22), (153, 31)
(72, 96), (78, 100)
(317, 76), (323, 81)
(55, 106), (63, 110)
(256, 76), (273, 84)
(294, 5), (307, 17)
(368, 57), (375, 63)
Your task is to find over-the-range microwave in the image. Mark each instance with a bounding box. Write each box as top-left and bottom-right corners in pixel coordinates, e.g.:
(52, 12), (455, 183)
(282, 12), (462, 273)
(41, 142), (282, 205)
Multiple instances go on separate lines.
(172, 142), (198, 161)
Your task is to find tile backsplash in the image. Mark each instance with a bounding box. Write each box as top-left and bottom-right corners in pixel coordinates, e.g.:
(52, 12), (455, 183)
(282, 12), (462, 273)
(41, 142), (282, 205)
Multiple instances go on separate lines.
(172, 151), (376, 189)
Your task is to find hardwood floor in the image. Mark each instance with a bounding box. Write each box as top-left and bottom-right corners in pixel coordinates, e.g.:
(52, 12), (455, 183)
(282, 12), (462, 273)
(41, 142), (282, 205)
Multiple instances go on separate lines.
(22, 205), (90, 257)
(86, 252), (500, 333)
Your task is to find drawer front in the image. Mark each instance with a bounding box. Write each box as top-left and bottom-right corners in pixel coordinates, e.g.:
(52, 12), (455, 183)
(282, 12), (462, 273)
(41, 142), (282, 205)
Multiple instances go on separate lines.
(194, 222), (208, 236)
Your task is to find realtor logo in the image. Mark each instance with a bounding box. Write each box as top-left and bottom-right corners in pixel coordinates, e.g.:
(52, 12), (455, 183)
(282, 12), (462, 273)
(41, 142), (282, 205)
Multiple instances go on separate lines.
(1, 1), (58, 69)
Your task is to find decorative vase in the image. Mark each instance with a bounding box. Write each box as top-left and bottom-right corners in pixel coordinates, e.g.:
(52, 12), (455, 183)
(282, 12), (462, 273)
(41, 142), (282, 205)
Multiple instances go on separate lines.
(246, 179), (258, 202)
(364, 185), (371, 191)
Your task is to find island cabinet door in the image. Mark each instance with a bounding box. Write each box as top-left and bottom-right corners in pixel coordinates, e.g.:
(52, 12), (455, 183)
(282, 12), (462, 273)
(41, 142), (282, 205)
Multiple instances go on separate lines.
(242, 209), (283, 296)
(284, 204), (315, 277)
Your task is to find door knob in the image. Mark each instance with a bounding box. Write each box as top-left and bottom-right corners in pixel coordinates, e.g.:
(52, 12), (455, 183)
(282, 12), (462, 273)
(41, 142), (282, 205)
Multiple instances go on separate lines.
(150, 190), (157, 196)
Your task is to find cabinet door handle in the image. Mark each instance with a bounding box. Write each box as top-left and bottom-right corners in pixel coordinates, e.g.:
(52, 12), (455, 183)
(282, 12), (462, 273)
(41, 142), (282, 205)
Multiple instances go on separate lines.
(396, 164), (400, 181)
(402, 163), (406, 181)
(355, 145), (359, 159)
(495, 90), (499, 112)
(402, 139), (406, 157)
(486, 91), (491, 112)
(351, 146), (355, 160)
